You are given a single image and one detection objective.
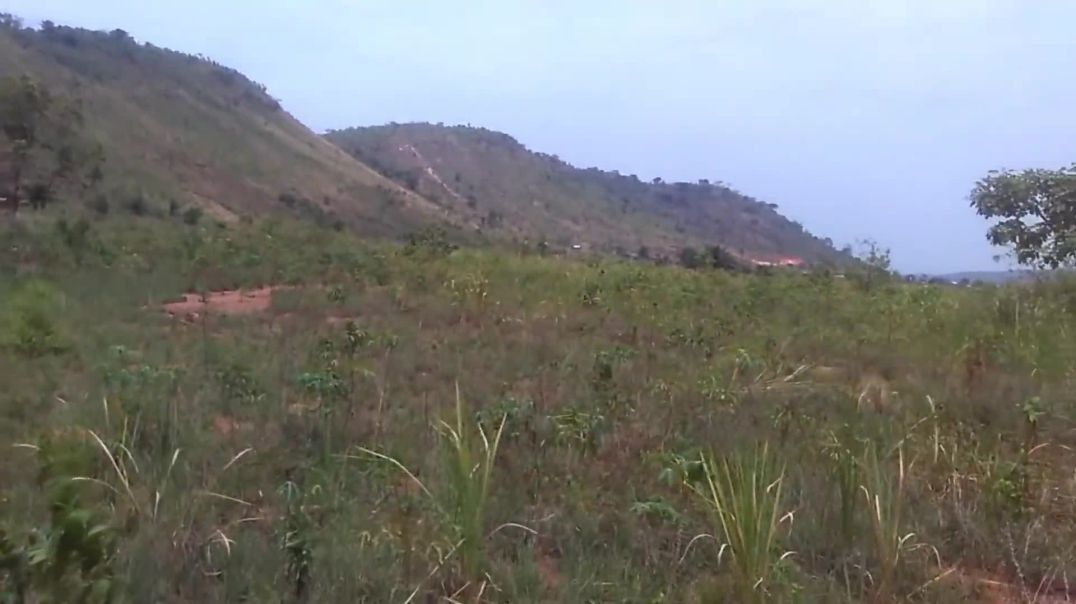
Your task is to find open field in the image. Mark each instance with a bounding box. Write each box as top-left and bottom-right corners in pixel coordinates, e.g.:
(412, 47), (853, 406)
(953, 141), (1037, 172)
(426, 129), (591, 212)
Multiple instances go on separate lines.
(2, 215), (1076, 602)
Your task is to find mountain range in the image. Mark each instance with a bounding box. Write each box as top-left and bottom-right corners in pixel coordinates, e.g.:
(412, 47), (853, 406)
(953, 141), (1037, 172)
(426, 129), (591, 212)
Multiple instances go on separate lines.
(0, 17), (849, 265)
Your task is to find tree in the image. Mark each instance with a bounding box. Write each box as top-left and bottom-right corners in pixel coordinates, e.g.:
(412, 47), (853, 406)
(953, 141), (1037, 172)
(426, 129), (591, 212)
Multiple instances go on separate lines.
(706, 244), (740, 271)
(678, 246), (702, 269)
(0, 13), (23, 29)
(0, 75), (50, 212)
(853, 239), (892, 292)
(969, 166), (1076, 268)
(0, 75), (102, 214)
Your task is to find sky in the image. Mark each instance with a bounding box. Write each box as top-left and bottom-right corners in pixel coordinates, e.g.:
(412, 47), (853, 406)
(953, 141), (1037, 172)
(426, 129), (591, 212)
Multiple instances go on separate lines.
(7, 0), (1076, 273)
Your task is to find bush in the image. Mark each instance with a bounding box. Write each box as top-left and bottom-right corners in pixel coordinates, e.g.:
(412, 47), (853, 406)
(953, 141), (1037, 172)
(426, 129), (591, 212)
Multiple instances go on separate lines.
(124, 193), (147, 216)
(403, 226), (457, 258)
(1, 281), (67, 357)
(678, 246), (702, 269)
(707, 244), (741, 271)
(182, 206), (202, 225)
(86, 194), (110, 216)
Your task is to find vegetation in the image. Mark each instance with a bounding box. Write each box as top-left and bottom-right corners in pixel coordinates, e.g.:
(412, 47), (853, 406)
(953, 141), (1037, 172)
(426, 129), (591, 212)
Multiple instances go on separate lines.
(0, 73), (104, 214)
(5, 10), (1076, 603)
(326, 123), (850, 263)
(1, 212), (1075, 602)
(0, 16), (851, 263)
(0, 17), (430, 234)
(970, 164), (1076, 268)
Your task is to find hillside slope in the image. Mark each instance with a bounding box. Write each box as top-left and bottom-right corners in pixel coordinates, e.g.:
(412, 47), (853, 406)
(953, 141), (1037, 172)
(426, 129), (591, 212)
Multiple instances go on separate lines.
(327, 123), (847, 263)
(0, 20), (446, 234)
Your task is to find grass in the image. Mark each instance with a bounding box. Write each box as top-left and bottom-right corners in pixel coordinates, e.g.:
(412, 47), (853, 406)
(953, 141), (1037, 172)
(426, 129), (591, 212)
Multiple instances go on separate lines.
(692, 443), (791, 602)
(3, 214), (1076, 601)
(860, 445), (918, 602)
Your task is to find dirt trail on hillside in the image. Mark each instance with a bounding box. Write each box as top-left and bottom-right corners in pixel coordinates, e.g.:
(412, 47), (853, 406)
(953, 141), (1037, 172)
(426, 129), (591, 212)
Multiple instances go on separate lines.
(162, 287), (282, 317)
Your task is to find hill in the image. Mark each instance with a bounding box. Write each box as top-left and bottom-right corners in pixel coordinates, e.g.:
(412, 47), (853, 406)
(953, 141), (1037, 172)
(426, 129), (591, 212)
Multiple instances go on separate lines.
(327, 123), (849, 264)
(0, 16), (847, 263)
(0, 17), (446, 235)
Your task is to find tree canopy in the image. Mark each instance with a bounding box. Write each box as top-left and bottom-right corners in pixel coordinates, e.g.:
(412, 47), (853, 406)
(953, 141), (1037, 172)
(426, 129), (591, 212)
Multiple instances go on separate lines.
(970, 166), (1076, 268)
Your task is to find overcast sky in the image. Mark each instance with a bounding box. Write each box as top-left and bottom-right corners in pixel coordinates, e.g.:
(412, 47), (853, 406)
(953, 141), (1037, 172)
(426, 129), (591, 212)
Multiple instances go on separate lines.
(8, 1), (1076, 273)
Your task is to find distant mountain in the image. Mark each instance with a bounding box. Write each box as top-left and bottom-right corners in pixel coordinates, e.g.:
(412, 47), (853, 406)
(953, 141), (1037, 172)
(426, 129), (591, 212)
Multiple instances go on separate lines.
(326, 123), (850, 264)
(0, 19), (445, 235)
(932, 270), (1040, 284)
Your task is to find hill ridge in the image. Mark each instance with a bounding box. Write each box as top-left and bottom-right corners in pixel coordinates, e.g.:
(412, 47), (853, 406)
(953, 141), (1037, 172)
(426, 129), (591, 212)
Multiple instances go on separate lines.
(327, 122), (848, 263)
(2, 15), (846, 264)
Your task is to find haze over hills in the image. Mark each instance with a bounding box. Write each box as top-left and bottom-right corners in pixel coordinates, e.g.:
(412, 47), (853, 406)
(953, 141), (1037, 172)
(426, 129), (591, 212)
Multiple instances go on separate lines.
(1, 16), (849, 264)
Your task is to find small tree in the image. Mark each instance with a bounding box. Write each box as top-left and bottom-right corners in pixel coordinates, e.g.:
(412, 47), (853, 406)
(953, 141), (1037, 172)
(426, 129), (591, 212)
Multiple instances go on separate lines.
(969, 165), (1076, 268)
(0, 75), (103, 213)
(678, 246), (702, 269)
(854, 239), (892, 292)
(707, 244), (740, 271)
(0, 75), (50, 212)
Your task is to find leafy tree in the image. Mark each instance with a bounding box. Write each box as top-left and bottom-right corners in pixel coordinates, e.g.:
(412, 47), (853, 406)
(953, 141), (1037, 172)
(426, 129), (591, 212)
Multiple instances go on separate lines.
(969, 166), (1076, 268)
(0, 75), (104, 213)
(0, 13), (23, 30)
(0, 75), (50, 212)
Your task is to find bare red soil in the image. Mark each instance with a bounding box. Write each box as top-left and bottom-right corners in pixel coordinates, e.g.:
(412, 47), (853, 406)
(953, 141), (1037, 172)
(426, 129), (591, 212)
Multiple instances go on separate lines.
(162, 287), (280, 318)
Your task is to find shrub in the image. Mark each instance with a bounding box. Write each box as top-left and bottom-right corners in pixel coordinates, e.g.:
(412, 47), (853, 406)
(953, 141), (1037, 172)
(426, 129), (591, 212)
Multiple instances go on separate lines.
(124, 193), (147, 216)
(1, 280), (67, 357)
(181, 206), (202, 225)
(86, 194), (110, 216)
(678, 246), (702, 269)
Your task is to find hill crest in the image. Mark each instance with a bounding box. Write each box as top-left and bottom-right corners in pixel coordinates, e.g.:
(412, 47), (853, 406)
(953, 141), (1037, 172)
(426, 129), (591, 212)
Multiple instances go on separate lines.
(327, 122), (848, 264)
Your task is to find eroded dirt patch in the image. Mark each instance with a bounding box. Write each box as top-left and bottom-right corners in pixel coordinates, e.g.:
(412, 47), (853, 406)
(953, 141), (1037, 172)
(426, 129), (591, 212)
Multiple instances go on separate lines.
(163, 286), (284, 318)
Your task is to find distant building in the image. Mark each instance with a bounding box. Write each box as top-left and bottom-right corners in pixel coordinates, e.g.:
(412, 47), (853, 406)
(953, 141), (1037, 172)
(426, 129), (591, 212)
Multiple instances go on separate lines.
(749, 254), (805, 268)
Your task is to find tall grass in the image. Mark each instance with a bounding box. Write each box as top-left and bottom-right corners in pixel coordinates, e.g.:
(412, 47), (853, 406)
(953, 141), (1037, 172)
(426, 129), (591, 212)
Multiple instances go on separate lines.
(437, 385), (509, 586)
(692, 443), (792, 603)
(860, 445), (920, 602)
(356, 385), (513, 598)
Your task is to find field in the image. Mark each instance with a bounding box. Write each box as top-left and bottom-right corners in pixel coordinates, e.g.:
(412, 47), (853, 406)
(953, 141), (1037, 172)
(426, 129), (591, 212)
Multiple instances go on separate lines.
(2, 214), (1075, 602)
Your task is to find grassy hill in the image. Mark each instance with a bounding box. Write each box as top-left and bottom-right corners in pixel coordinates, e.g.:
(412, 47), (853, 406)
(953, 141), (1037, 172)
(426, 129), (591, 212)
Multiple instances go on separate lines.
(0, 18), (848, 263)
(0, 19), (447, 235)
(328, 123), (848, 263)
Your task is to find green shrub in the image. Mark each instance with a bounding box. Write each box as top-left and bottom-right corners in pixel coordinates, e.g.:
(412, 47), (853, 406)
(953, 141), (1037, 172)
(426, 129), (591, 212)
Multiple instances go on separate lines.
(1, 280), (67, 357)
(124, 193), (147, 216)
(181, 206), (202, 225)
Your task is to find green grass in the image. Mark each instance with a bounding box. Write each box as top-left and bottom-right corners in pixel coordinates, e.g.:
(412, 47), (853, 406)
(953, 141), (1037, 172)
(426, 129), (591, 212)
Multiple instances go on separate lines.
(3, 214), (1076, 601)
(692, 443), (791, 603)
